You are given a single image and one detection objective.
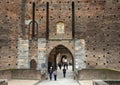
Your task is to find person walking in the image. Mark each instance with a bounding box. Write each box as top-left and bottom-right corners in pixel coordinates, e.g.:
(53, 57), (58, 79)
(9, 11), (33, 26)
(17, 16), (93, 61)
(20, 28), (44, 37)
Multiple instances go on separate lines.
(66, 62), (68, 69)
(63, 67), (66, 78)
(58, 62), (62, 70)
(49, 67), (53, 80)
(53, 69), (57, 81)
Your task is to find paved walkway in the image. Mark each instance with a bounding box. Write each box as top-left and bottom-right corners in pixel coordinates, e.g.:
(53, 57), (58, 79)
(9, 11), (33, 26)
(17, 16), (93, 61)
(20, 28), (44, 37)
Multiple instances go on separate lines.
(79, 80), (93, 85)
(8, 79), (39, 85)
(37, 66), (79, 85)
(8, 66), (93, 85)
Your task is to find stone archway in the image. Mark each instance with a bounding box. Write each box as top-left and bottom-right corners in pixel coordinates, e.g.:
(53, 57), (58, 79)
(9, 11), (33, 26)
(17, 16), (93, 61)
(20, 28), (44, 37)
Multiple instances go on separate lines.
(47, 45), (74, 71)
(30, 59), (37, 69)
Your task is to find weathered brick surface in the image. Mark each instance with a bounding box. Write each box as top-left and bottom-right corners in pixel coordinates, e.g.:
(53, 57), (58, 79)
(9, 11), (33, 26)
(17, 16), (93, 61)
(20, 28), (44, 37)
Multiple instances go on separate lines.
(0, 70), (11, 79)
(78, 69), (120, 80)
(12, 69), (41, 80)
(0, 0), (120, 72)
(0, 69), (41, 80)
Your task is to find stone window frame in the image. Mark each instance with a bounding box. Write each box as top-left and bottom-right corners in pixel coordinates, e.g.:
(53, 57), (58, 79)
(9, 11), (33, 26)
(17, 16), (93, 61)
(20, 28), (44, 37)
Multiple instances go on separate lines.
(56, 21), (65, 34)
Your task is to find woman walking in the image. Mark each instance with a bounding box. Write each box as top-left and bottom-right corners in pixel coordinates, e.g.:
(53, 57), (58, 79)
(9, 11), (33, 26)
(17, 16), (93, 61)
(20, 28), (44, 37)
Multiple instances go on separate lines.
(53, 69), (57, 81)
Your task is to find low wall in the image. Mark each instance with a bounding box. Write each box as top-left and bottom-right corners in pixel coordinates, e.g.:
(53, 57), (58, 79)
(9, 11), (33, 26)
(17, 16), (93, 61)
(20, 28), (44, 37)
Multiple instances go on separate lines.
(0, 80), (8, 85)
(106, 70), (120, 79)
(12, 69), (41, 80)
(0, 69), (41, 80)
(78, 69), (120, 80)
(0, 70), (11, 80)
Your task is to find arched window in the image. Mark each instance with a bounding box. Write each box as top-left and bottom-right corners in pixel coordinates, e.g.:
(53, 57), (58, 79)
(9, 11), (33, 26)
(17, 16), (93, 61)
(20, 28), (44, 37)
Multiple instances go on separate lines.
(56, 22), (65, 34)
(30, 59), (37, 69)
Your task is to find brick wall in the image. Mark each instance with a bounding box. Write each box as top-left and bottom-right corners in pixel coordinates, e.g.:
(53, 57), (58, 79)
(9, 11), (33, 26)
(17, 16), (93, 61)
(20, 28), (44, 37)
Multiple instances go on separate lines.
(0, 0), (120, 71)
(78, 69), (120, 80)
(12, 69), (41, 80)
(0, 70), (11, 80)
(0, 0), (20, 70)
(0, 69), (41, 80)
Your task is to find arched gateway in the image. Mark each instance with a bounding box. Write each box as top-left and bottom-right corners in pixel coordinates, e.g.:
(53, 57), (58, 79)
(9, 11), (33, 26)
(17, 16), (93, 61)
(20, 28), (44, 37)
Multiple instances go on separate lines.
(47, 45), (74, 71)
(17, 38), (86, 76)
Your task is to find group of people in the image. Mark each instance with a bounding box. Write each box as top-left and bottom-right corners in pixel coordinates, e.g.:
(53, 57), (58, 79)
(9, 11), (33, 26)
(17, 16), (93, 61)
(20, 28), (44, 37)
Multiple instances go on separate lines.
(48, 57), (69, 80)
(58, 62), (68, 70)
(48, 64), (67, 81)
(49, 67), (57, 81)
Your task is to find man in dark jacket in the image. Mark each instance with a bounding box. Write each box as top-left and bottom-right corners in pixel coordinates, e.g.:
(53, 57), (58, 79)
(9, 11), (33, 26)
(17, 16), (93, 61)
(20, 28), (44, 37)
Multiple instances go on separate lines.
(49, 67), (53, 80)
(63, 67), (66, 78)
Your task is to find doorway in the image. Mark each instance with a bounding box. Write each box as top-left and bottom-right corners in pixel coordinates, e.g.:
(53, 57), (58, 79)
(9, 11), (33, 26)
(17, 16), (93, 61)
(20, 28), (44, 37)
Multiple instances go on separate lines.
(30, 59), (37, 69)
(48, 45), (74, 72)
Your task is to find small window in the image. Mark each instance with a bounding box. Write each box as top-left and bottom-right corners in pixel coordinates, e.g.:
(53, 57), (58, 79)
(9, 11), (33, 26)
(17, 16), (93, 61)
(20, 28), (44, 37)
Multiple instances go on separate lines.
(56, 22), (65, 34)
(118, 34), (120, 37)
(96, 63), (98, 65)
(88, 63), (90, 65)
(107, 44), (110, 46)
(104, 63), (106, 65)
(59, 1), (61, 3)
(107, 52), (110, 54)
(8, 64), (11, 66)
(103, 48), (105, 51)
(103, 55), (105, 58)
